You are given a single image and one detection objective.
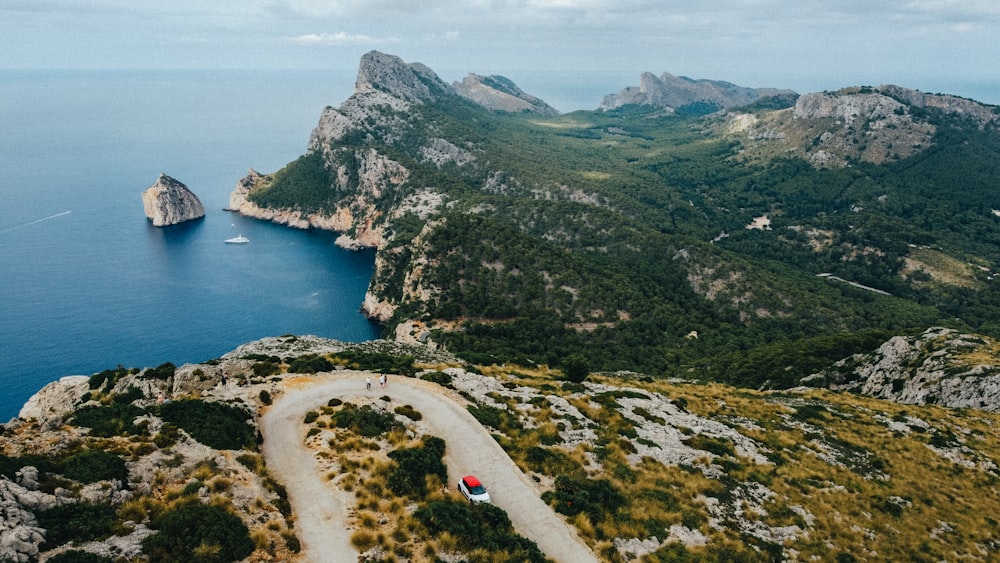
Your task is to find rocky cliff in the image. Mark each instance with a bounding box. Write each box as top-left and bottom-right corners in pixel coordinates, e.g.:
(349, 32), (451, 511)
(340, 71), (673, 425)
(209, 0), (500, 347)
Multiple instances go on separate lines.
(805, 327), (1000, 411)
(600, 71), (794, 113)
(5, 334), (1000, 561)
(229, 51), (558, 245)
(721, 85), (999, 167)
(453, 73), (560, 116)
(141, 173), (205, 226)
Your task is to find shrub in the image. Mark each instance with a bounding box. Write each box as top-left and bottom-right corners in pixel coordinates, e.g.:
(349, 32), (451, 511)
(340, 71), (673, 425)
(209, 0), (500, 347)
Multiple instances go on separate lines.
(252, 361), (281, 378)
(88, 366), (129, 392)
(259, 390), (272, 405)
(63, 449), (128, 484)
(420, 371), (453, 387)
(386, 436), (447, 497)
(541, 475), (626, 525)
(47, 551), (113, 563)
(158, 400), (256, 451)
(560, 354), (590, 383)
(0, 454), (60, 479)
(287, 354), (333, 374)
(143, 362), (176, 380)
(394, 404), (422, 421)
(414, 500), (545, 562)
(682, 434), (737, 458)
(523, 446), (580, 476)
(112, 386), (145, 405)
(143, 501), (254, 563)
(71, 403), (146, 437)
(331, 350), (416, 376)
(330, 404), (402, 437)
(467, 404), (505, 429)
(36, 502), (116, 545)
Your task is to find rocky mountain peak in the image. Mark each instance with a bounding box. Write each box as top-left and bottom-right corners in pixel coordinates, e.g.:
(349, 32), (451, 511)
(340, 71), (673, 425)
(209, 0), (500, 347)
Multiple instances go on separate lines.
(354, 50), (453, 104)
(453, 73), (560, 116)
(141, 173), (205, 227)
(601, 71), (795, 113)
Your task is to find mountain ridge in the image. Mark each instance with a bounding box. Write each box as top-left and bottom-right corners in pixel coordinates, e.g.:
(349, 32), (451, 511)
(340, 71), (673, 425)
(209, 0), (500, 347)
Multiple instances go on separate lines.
(231, 51), (1000, 398)
(600, 71), (796, 113)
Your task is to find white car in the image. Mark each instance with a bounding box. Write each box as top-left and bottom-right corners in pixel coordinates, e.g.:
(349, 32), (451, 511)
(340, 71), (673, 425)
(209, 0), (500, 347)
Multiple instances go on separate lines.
(458, 474), (491, 503)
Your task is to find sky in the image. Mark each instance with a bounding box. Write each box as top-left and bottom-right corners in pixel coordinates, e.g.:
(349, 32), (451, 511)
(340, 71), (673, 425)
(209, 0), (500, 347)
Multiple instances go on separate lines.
(2, 0), (999, 107)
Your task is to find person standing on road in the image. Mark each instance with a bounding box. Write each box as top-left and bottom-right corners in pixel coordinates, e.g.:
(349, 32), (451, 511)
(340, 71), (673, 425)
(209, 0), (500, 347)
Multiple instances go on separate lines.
(366, 377), (372, 390)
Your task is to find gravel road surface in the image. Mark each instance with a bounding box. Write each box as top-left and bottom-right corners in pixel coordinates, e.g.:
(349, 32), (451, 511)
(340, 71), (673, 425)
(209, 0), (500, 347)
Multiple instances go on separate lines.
(260, 371), (598, 563)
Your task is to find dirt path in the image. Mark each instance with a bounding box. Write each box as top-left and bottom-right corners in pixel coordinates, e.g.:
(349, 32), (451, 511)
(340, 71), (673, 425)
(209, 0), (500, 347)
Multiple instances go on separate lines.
(259, 371), (598, 563)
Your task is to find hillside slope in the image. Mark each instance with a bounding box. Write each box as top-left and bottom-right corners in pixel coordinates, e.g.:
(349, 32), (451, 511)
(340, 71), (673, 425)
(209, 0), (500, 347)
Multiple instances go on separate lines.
(231, 51), (1000, 393)
(5, 336), (1000, 561)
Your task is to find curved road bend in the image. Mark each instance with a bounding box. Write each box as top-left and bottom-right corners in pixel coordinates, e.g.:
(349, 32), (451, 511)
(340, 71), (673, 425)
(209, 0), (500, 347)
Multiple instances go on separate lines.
(260, 371), (599, 563)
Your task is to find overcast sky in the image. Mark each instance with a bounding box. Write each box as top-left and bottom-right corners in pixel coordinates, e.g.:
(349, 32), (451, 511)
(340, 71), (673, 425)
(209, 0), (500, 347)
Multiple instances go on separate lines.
(3, 0), (999, 106)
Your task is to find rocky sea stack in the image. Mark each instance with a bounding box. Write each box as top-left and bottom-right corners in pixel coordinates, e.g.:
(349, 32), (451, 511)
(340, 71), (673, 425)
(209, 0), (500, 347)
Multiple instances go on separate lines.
(141, 173), (205, 226)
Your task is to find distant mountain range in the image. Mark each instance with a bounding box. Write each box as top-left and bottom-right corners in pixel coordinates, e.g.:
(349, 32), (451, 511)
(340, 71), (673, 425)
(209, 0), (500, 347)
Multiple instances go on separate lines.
(7, 51), (1000, 563)
(232, 50), (1000, 403)
(599, 71), (796, 113)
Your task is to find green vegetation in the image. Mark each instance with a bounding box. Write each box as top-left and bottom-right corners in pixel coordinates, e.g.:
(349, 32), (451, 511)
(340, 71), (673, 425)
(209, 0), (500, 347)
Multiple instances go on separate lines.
(46, 551), (113, 563)
(414, 501), (546, 562)
(248, 84), (1000, 390)
(329, 403), (402, 436)
(62, 449), (128, 484)
(287, 353), (334, 373)
(36, 503), (117, 545)
(331, 349), (416, 375)
(386, 435), (447, 497)
(157, 400), (256, 450)
(71, 403), (146, 437)
(142, 501), (254, 563)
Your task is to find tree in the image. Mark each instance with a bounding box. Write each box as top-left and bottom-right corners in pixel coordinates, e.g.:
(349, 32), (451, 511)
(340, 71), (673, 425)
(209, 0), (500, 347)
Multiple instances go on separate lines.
(142, 501), (254, 563)
(561, 354), (590, 383)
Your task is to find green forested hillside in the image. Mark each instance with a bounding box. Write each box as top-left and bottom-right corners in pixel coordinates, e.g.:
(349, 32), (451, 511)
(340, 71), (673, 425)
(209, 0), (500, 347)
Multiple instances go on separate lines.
(246, 73), (1000, 387)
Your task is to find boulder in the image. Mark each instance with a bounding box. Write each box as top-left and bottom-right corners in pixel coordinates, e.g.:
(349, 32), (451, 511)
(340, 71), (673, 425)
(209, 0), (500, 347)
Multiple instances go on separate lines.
(141, 173), (205, 226)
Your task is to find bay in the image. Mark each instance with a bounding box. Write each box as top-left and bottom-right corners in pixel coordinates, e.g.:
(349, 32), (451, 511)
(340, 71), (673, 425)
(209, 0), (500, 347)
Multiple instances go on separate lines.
(0, 69), (376, 420)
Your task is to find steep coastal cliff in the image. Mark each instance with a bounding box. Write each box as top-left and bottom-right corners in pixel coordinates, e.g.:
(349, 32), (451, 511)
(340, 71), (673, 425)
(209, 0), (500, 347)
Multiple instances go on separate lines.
(224, 51), (1000, 395)
(141, 174), (205, 226)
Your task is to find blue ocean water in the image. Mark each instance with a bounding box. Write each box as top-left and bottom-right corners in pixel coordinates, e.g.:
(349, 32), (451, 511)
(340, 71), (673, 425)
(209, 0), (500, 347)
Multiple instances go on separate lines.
(0, 69), (377, 420)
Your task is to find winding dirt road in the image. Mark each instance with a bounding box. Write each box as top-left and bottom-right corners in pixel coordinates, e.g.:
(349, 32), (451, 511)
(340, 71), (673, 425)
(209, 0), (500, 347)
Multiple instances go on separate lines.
(260, 371), (598, 563)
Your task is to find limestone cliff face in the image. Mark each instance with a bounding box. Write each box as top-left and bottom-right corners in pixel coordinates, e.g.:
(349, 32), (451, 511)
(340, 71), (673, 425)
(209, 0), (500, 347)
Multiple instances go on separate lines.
(230, 51), (562, 322)
(141, 173), (205, 226)
(453, 73), (561, 116)
(807, 327), (1000, 412)
(723, 85), (998, 167)
(600, 71), (794, 112)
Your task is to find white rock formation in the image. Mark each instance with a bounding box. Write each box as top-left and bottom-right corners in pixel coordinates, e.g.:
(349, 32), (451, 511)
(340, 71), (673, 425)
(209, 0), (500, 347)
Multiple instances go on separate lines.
(141, 173), (205, 226)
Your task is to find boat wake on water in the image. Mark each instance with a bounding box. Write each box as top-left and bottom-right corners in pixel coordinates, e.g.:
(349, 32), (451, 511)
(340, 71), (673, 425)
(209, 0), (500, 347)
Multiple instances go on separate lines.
(0, 210), (72, 233)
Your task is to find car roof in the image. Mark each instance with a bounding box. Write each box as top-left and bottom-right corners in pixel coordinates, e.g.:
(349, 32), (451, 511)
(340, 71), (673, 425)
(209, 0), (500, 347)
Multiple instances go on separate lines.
(462, 475), (482, 487)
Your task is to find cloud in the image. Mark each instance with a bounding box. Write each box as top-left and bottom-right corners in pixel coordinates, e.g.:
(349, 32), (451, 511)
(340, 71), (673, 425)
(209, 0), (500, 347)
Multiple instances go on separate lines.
(289, 32), (397, 45)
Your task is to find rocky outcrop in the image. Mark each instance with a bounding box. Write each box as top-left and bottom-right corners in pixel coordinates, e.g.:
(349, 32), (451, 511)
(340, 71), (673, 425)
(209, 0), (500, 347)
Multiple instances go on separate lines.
(805, 327), (1000, 412)
(722, 85), (941, 167)
(226, 169), (384, 249)
(0, 473), (50, 563)
(793, 89), (908, 124)
(17, 375), (89, 424)
(227, 52), (567, 325)
(877, 84), (999, 127)
(600, 71), (794, 112)
(354, 50), (452, 104)
(453, 74), (560, 116)
(141, 173), (205, 226)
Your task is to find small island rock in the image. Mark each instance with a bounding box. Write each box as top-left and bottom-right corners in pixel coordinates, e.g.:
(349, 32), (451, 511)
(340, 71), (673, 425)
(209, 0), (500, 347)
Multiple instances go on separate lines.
(142, 173), (205, 226)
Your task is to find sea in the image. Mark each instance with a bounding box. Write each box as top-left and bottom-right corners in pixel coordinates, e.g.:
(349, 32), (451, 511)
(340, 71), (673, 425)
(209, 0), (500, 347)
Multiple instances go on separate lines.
(0, 68), (627, 421)
(5, 68), (993, 421)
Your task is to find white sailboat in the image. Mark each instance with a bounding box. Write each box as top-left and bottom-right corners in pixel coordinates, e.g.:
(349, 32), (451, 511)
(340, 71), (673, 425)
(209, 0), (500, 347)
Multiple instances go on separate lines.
(225, 234), (249, 244)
